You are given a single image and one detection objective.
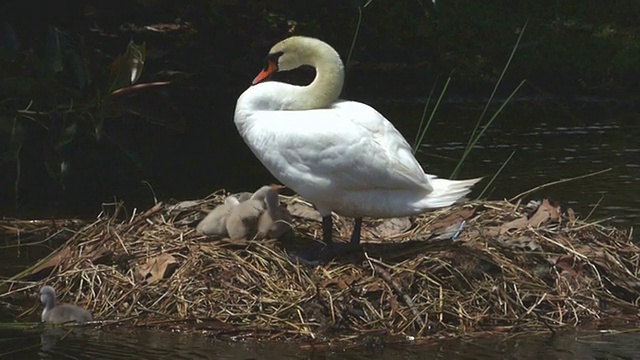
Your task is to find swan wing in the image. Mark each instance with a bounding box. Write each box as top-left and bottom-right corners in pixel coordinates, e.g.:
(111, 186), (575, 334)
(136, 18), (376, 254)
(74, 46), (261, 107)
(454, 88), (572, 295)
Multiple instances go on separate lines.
(238, 101), (432, 193)
(333, 101), (431, 189)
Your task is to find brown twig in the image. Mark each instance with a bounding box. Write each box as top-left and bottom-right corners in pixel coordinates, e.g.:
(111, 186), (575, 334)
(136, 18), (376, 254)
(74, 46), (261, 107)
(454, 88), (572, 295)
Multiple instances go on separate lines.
(0, 191), (636, 344)
(509, 168), (612, 202)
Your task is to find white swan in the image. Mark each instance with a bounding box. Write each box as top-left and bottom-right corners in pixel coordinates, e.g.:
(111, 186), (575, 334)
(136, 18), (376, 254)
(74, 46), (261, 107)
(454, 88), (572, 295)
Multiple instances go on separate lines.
(234, 36), (481, 256)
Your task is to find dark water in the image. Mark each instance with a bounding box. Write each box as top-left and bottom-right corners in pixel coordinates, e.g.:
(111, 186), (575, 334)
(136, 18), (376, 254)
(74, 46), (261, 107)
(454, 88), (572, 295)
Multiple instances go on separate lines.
(381, 101), (639, 228)
(1, 102), (638, 358)
(2, 328), (640, 359)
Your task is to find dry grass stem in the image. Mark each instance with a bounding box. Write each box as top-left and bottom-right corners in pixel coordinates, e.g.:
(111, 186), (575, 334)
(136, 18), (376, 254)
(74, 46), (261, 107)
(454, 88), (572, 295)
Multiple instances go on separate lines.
(0, 193), (637, 343)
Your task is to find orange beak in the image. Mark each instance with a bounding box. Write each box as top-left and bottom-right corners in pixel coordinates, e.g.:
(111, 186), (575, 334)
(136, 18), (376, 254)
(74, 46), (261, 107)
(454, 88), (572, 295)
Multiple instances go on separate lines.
(252, 60), (277, 85)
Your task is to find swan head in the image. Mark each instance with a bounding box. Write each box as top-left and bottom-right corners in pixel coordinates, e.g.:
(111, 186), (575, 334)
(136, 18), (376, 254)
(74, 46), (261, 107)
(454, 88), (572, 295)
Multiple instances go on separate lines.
(252, 36), (343, 85)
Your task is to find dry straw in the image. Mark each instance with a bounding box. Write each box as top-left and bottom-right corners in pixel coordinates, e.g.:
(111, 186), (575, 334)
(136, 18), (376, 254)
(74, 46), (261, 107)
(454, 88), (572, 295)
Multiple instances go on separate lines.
(1, 192), (637, 343)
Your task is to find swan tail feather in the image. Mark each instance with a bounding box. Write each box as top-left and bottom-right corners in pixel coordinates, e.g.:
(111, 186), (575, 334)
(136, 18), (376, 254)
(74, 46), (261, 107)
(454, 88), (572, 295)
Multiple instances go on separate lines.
(418, 177), (482, 209)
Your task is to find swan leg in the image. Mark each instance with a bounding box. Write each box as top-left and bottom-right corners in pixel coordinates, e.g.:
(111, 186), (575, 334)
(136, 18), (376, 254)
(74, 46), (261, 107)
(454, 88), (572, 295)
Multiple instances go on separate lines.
(323, 215), (362, 256)
(288, 215), (362, 266)
(350, 218), (362, 245)
(322, 215), (334, 246)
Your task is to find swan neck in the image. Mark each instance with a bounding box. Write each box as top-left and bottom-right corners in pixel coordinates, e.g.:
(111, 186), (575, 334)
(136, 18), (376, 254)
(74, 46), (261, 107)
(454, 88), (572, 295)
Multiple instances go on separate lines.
(265, 192), (280, 216)
(42, 294), (55, 310)
(234, 38), (345, 118)
(302, 50), (344, 109)
(250, 186), (271, 201)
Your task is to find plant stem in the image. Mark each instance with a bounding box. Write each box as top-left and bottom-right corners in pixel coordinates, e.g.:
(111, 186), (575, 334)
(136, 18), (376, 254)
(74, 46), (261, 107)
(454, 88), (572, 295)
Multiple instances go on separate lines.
(477, 150), (516, 199)
(451, 21), (528, 179)
(344, 1), (373, 94)
(412, 71), (453, 154)
(451, 79), (526, 179)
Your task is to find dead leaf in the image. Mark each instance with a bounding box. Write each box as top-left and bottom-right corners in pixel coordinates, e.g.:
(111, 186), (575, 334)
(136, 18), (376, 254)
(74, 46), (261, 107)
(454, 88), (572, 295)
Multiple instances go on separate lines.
(424, 208), (476, 234)
(137, 253), (179, 284)
(555, 255), (578, 277)
(528, 199), (560, 227)
(371, 217), (412, 238)
(358, 281), (386, 295)
(496, 217), (529, 234)
(321, 276), (355, 290)
(487, 199), (561, 237)
(482, 226), (501, 237)
(432, 221), (466, 241)
(20, 244), (112, 281)
(287, 202), (322, 222)
(20, 246), (72, 280)
(500, 236), (541, 251)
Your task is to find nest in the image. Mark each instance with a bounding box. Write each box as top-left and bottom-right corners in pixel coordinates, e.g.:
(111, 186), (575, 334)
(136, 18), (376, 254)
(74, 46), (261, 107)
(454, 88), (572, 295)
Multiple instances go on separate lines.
(1, 191), (638, 344)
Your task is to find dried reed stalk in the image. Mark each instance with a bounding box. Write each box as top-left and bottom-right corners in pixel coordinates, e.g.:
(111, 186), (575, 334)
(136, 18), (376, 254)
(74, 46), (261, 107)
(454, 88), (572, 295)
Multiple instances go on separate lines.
(0, 193), (637, 343)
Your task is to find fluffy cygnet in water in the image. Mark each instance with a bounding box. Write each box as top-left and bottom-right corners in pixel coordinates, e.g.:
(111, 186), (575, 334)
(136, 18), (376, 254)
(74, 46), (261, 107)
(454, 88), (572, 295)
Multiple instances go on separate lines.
(196, 196), (241, 236)
(225, 185), (274, 240)
(40, 285), (93, 324)
(256, 184), (292, 239)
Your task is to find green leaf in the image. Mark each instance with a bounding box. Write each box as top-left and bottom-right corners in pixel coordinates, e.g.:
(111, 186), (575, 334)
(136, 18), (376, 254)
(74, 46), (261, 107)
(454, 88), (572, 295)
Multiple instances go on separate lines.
(107, 41), (146, 95)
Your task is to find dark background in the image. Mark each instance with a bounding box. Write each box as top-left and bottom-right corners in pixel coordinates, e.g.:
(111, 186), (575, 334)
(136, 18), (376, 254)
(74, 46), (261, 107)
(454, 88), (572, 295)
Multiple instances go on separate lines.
(1, 0), (639, 218)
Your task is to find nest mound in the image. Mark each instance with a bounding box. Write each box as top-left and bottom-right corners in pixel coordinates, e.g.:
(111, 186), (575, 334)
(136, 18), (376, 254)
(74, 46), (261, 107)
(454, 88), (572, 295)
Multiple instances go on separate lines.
(1, 192), (638, 343)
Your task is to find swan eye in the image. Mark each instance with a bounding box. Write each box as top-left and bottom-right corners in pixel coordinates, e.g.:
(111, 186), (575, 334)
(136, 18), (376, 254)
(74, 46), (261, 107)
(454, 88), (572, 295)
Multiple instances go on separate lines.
(253, 51), (284, 85)
(267, 51), (284, 63)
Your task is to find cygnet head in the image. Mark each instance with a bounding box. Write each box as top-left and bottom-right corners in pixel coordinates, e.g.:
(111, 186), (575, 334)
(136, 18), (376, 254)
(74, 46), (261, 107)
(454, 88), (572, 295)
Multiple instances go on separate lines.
(249, 185), (273, 201)
(265, 184), (285, 208)
(40, 285), (57, 310)
(250, 184), (285, 205)
(256, 184), (292, 240)
(224, 196), (241, 207)
(196, 195), (241, 236)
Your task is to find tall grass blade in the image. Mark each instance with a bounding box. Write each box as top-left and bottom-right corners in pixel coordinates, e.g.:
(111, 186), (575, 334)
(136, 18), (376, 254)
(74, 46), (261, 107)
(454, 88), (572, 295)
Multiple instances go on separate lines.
(412, 72), (453, 154)
(451, 21), (528, 179)
(345, 7), (363, 70)
(412, 76), (438, 149)
(469, 21), (528, 142)
(0, 322), (39, 330)
(451, 79), (526, 179)
(477, 150), (516, 199)
(344, 1), (373, 94)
